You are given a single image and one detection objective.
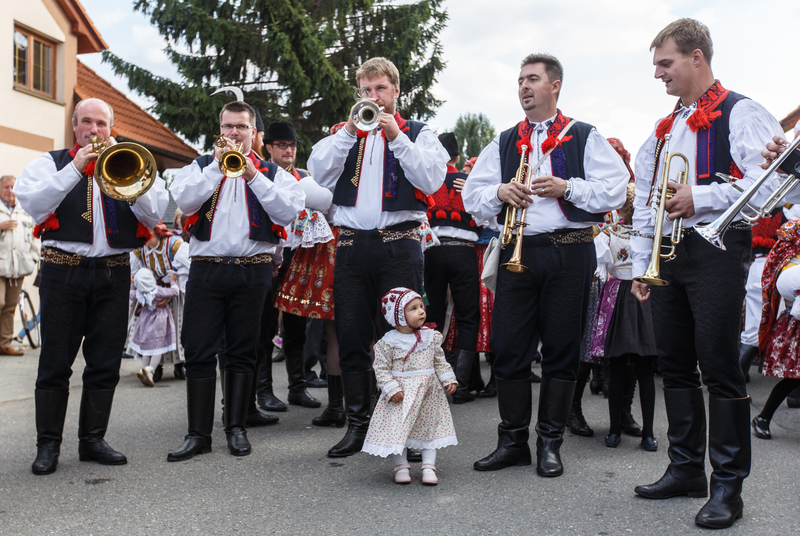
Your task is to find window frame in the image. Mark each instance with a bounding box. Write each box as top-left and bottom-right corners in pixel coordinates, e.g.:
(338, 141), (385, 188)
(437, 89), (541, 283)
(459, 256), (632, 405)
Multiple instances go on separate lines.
(13, 25), (57, 99)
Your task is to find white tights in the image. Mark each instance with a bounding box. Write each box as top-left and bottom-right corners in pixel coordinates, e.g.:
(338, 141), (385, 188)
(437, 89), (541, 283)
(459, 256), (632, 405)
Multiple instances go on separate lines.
(393, 448), (437, 473)
(140, 354), (163, 370)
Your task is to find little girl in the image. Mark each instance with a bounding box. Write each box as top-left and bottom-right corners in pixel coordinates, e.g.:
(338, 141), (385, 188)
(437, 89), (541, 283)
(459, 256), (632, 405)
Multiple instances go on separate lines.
(130, 268), (180, 387)
(362, 288), (458, 485)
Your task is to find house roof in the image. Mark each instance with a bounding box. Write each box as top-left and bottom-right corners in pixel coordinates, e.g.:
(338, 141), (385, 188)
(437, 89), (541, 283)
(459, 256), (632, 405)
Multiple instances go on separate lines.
(75, 60), (199, 164)
(55, 0), (107, 54)
(780, 105), (800, 133)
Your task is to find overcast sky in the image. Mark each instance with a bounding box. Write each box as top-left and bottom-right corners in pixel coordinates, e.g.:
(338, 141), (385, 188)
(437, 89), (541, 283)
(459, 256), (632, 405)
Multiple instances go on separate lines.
(78, 0), (800, 157)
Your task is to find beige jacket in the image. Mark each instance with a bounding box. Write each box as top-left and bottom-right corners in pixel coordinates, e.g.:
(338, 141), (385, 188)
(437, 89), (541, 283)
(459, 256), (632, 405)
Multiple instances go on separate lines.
(0, 201), (40, 279)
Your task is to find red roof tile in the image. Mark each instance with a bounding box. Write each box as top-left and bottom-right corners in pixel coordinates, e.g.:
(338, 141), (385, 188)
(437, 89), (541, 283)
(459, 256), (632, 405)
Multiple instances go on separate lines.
(76, 60), (199, 163)
(56, 0), (107, 54)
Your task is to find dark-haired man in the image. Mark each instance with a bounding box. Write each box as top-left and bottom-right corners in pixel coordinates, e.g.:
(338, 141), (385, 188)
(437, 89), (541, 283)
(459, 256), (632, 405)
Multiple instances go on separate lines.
(168, 101), (304, 461)
(463, 54), (628, 477)
(630, 19), (784, 529)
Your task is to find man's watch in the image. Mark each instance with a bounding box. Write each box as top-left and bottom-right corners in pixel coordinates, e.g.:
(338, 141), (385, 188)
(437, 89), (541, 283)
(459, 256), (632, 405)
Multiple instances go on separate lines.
(563, 180), (573, 200)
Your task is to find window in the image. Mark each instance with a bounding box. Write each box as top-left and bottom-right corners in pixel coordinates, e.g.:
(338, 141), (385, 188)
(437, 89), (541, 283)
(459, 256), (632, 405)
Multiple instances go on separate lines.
(13, 27), (55, 98)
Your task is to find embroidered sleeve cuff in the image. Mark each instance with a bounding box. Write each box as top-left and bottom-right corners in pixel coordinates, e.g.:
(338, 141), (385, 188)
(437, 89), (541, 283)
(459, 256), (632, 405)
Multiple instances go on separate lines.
(382, 380), (401, 398)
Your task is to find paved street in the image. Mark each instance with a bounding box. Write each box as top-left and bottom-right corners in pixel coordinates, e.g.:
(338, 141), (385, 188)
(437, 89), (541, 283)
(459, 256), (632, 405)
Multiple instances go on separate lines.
(1, 349), (799, 535)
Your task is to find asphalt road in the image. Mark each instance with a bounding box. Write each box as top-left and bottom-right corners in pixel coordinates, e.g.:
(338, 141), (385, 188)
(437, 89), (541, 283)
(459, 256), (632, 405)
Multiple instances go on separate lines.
(0, 353), (798, 535)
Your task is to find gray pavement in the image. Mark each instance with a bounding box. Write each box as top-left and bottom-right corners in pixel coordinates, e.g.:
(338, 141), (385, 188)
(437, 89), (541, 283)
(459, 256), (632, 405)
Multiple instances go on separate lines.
(1, 349), (799, 535)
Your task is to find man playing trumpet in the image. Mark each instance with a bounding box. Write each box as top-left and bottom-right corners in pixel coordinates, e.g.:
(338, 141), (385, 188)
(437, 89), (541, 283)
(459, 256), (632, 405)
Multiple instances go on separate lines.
(462, 53), (627, 477)
(630, 19), (784, 529)
(14, 98), (169, 475)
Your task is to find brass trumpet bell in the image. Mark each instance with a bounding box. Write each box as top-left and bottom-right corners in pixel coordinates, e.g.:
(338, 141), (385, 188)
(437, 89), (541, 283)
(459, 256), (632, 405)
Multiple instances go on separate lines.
(214, 135), (247, 178)
(90, 136), (157, 205)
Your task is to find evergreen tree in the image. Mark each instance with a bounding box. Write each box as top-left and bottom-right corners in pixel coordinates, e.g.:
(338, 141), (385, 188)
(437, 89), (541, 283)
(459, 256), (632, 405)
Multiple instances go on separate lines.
(453, 112), (495, 167)
(102, 0), (448, 162)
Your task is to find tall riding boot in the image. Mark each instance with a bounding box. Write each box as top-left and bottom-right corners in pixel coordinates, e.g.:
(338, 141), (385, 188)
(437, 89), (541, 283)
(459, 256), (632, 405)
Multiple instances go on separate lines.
(168, 376), (216, 461)
(474, 377), (532, 471)
(635, 387), (708, 499)
(312, 374), (346, 427)
(621, 371), (643, 437)
(224, 372), (252, 456)
(328, 369), (374, 457)
(468, 350), (486, 393)
(31, 390), (69, 475)
(477, 352), (497, 398)
(568, 369), (593, 436)
(695, 396), (751, 529)
(452, 350), (476, 404)
(247, 368), (279, 426)
(77, 389), (127, 465)
(788, 386), (800, 408)
(535, 377), (575, 477)
(257, 355), (287, 412)
(738, 344), (758, 383)
(286, 348), (321, 408)
(589, 363), (603, 395)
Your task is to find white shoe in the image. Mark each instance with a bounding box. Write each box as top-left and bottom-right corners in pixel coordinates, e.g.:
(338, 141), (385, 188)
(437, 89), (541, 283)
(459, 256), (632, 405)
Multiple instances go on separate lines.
(421, 464), (438, 485)
(137, 366), (155, 387)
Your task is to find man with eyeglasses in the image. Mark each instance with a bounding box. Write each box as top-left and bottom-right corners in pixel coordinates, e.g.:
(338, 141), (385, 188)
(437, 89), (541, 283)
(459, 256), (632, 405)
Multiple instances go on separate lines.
(168, 101), (305, 461)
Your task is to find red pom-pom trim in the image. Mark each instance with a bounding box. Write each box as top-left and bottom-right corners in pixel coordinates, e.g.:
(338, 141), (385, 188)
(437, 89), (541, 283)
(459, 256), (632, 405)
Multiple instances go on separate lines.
(435, 210), (447, 220)
(414, 189), (426, 201)
(184, 212), (199, 233)
(33, 213), (60, 238)
(469, 220), (477, 227)
(136, 222), (153, 242)
(426, 211), (432, 220)
(84, 161), (96, 177)
(516, 137), (531, 155)
(450, 212), (461, 222)
(687, 108), (721, 133)
(655, 116), (674, 140)
(272, 224), (288, 240)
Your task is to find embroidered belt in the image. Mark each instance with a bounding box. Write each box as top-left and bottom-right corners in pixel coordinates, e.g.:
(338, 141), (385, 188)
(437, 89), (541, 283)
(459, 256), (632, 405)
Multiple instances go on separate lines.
(392, 368), (435, 377)
(41, 246), (129, 268)
(517, 227), (594, 248)
(438, 238), (474, 247)
(191, 253), (273, 265)
(337, 225), (421, 247)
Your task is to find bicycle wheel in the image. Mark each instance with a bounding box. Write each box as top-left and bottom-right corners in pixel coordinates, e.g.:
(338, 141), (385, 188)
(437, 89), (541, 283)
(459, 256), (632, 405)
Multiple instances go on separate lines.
(19, 290), (40, 349)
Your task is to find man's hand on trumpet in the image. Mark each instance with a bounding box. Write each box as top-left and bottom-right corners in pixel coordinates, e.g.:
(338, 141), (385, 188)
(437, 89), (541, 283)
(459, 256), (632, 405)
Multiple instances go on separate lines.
(530, 175), (568, 199)
(664, 181), (695, 220)
(761, 134), (789, 173)
(497, 181), (533, 209)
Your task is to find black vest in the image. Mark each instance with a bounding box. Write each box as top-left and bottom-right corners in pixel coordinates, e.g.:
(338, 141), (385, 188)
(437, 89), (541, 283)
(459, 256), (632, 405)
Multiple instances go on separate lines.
(427, 171), (479, 239)
(497, 120), (604, 224)
(44, 148), (146, 249)
(190, 154), (281, 243)
(694, 90), (747, 185)
(333, 121), (428, 212)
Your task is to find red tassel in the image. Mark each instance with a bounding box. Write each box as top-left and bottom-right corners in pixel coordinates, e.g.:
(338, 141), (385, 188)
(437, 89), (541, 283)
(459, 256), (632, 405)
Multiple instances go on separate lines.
(426, 194), (435, 209)
(469, 220), (476, 227)
(184, 212), (199, 233)
(33, 213), (60, 238)
(516, 137), (531, 155)
(84, 161), (96, 177)
(414, 189), (426, 201)
(686, 107), (720, 133)
(272, 224), (287, 240)
(451, 212), (461, 222)
(541, 136), (557, 154)
(357, 130), (369, 139)
(655, 116), (674, 140)
(729, 163), (744, 181)
(435, 210), (447, 220)
(426, 211), (432, 220)
(136, 222), (153, 242)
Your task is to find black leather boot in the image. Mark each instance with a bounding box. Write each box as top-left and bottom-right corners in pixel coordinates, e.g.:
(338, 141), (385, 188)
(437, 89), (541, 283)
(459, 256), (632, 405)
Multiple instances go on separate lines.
(535, 377), (575, 477)
(77, 389), (127, 465)
(567, 369), (593, 436)
(168, 376), (216, 461)
(474, 377), (532, 471)
(246, 368), (279, 426)
(31, 389), (69, 475)
(173, 363), (186, 380)
(738, 344), (758, 383)
(256, 355), (287, 412)
(788, 386), (800, 408)
(635, 387), (708, 499)
(621, 371), (643, 437)
(695, 396), (751, 529)
(476, 353), (497, 398)
(224, 372), (252, 456)
(468, 350), (486, 393)
(327, 369), (374, 457)
(286, 347), (321, 408)
(452, 350), (476, 404)
(589, 364), (603, 395)
(312, 374), (346, 427)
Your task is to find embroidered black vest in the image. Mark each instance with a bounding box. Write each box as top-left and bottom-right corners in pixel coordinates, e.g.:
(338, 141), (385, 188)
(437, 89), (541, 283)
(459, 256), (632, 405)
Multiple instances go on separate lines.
(427, 170), (479, 239)
(497, 119), (604, 224)
(333, 121), (428, 212)
(191, 154), (281, 243)
(44, 148), (147, 248)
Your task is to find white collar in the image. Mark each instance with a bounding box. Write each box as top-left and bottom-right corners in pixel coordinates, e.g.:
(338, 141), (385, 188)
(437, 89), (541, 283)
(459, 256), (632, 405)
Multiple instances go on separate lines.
(380, 327), (435, 353)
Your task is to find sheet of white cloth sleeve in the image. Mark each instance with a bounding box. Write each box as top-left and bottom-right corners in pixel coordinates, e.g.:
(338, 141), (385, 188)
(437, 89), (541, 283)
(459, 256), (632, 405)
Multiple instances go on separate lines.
(307, 127), (359, 192)
(594, 232), (612, 281)
(298, 176), (333, 212)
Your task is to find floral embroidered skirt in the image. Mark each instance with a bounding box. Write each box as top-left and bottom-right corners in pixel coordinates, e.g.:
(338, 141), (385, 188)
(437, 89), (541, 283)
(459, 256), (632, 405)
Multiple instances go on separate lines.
(762, 311), (800, 379)
(274, 235), (337, 320)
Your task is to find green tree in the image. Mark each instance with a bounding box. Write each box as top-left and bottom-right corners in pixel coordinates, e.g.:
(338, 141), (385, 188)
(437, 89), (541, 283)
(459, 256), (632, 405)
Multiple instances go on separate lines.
(102, 0), (447, 163)
(453, 112), (495, 167)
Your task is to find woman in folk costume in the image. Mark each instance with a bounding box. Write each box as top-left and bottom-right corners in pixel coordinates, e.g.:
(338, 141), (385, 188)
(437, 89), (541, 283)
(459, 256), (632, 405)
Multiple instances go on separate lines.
(363, 287), (458, 485)
(130, 269), (180, 386)
(126, 221), (190, 381)
(751, 219), (800, 440)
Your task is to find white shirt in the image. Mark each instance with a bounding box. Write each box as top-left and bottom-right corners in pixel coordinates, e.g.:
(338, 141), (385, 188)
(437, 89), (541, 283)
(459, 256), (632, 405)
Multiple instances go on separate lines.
(595, 226), (633, 282)
(170, 153), (305, 258)
(308, 125), (448, 230)
(631, 98), (785, 278)
(462, 116), (628, 235)
(130, 237), (191, 293)
(14, 152), (168, 257)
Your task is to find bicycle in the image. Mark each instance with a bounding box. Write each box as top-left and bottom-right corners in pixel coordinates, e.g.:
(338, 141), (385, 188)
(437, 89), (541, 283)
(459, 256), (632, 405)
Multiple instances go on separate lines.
(18, 288), (40, 349)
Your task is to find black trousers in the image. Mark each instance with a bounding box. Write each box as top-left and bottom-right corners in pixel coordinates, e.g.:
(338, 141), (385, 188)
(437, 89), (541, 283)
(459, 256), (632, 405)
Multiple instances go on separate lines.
(424, 244), (480, 351)
(182, 261), (271, 379)
(36, 260), (130, 391)
(491, 235), (595, 381)
(334, 231), (423, 373)
(650, 230), (750, 399)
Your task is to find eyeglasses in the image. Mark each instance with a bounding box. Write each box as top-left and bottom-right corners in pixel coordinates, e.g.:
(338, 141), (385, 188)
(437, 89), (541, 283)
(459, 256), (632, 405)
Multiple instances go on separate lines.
(220, 124), (253, 132)
(270, 142), (298, 150)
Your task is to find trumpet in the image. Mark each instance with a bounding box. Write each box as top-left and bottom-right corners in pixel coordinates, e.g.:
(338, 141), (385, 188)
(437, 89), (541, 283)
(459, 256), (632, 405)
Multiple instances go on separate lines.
(634, 134), (689, 286)
(89, 135), (157, 206)
(351, 88), (382, 131)
(696, 134), (800, 250)
(214, 135), (247, 178)
(500, 144), (534, 273)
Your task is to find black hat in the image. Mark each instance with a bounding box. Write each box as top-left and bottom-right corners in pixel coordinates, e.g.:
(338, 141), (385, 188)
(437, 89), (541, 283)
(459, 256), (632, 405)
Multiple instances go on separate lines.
(438, 132), (459, 159)
(265, 122), (299, 143)
(253, 108), (265, 133)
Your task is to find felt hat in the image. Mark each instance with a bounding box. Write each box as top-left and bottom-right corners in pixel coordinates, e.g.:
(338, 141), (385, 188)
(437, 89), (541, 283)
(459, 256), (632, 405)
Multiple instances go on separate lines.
(266, 121), (299, 143)
(438, 132), (459, 159)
